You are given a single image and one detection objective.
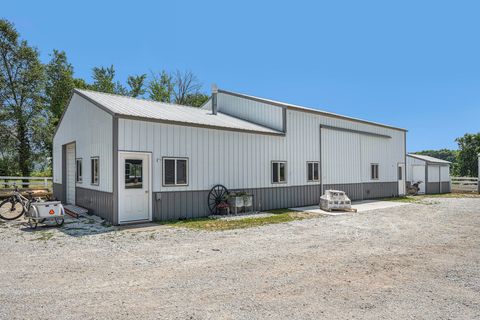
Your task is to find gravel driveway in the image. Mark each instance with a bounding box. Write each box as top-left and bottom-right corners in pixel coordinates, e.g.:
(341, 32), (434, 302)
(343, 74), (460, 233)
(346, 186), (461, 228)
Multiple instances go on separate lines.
(0, 197), (479, 320)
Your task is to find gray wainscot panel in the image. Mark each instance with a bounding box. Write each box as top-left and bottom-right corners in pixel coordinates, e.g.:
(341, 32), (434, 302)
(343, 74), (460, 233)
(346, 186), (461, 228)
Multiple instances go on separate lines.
(53, 183), (64, 202)
(152, 182), (398, 221)
(76, 187), (114, 222)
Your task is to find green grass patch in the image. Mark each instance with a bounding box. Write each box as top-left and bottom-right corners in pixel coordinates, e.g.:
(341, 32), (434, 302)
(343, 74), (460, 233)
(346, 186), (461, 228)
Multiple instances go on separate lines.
(157, 210), (310, 231)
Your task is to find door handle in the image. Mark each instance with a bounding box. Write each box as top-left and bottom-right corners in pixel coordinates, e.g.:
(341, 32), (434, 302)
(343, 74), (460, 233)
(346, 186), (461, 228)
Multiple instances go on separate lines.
(145, 190), (149, 194)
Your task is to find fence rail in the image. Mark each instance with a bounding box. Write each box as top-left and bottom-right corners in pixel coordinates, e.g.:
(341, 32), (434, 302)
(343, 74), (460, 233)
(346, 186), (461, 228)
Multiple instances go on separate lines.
(0, 176), (53, 189)
(451, 177), (479, 192)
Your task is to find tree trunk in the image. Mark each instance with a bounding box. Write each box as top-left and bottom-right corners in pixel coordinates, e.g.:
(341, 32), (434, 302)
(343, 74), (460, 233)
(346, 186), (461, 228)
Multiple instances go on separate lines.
(17, 121), (31, 189)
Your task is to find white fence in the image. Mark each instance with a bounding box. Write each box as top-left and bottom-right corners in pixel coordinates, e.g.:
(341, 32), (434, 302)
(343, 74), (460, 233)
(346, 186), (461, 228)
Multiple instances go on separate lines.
(451, 177), (479, 192)
(0, 176), (53, 189)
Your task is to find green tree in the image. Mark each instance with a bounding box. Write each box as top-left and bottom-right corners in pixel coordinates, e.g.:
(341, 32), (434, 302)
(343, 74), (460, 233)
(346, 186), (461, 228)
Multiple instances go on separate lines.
(43, 50), (75, 157)
(0, 19), (45, 178)
(183, 92), (209, 107)
(148, 71), (173, 102)
(455, 133), (480, 177)
(91, 65), (126, 94)
(127, 74), (147, 97)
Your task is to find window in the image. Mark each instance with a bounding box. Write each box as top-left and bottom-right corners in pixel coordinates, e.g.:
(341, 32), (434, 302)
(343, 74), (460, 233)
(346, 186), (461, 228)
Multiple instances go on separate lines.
(91, 157), (99, 185)
(371, 163), (379, 180)
(125, 159), (143, 189)
(272, 161), (286, 183)
(398, 166), (403, 180)
(76, 159), (82, 183)
(163, 158), (188, 186)
(307, 162), (320, 182)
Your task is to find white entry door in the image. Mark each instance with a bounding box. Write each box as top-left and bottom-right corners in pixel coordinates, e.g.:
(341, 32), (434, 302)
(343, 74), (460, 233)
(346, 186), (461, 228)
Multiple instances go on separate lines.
(118, 152), (151, 223)
(412, 165), (426, 194)
(398, 163), (406, 196)
(66, 143), (76, 204)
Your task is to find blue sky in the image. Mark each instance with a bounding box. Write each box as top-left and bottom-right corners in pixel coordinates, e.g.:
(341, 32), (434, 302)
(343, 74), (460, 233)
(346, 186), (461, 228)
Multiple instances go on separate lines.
(4, 0), (479, 151)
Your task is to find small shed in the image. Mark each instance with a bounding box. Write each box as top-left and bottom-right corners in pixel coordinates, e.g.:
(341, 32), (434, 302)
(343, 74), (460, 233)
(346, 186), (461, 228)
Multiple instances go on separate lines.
(406, 154), (451, 194)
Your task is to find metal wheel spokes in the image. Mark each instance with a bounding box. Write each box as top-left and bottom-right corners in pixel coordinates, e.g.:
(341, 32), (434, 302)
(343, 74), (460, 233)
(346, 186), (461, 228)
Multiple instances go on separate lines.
(0, 199), (24, 220)
(207, 185), (229, 214)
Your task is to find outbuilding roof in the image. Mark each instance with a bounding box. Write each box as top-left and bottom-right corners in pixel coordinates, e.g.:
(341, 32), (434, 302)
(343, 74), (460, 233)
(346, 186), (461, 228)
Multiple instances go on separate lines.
(74, 89), (283, 136)
(407, 154), (451, 164)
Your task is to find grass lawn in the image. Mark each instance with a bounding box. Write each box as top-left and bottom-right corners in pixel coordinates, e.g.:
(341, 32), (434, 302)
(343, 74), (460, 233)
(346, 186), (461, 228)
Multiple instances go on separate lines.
(158, 209), (314, 231)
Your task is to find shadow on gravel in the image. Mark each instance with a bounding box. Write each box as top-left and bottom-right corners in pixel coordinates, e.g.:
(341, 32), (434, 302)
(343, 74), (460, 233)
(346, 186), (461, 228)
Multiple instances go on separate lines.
(13, 215), (116, 237)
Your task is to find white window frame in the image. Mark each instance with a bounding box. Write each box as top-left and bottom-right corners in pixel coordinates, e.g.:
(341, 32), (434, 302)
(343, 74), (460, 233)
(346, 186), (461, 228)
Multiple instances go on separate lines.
(76, 158), (83, 183)
(91, 157), (99, 186)
(271, 161), (287, 184)
(371, 163), (379, 180)
(307, 161), (320, 182)
(162, 157), (189, 186)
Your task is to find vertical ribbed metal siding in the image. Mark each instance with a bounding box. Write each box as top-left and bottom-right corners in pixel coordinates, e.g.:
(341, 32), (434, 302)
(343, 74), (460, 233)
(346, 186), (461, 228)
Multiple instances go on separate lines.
(118, 115), (404, 193)
(323, 182), (398, 201)
(53, 94), (113, 193)
(152, 185), (321, 221)
(152, 182), (397, 221)
(217, 93), (284, 131)
(75, 187), (114, 222)
(53, 183), (64, 202)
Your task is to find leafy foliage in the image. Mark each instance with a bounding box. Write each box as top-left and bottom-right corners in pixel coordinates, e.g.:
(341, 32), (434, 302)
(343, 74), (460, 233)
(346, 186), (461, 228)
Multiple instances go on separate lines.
(148, 71), (173, 102)
(0, 19), (45, 176)
(0, 18), (210, 177)
(455, 133), (480, 177)
(127, 74), (147, 97)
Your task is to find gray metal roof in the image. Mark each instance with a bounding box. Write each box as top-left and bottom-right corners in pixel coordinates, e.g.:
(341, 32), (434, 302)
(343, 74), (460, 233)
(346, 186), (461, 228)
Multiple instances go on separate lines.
(218, 89), (407, 132)
(74, 89), (283, 135)
(407, 154), (451, 164)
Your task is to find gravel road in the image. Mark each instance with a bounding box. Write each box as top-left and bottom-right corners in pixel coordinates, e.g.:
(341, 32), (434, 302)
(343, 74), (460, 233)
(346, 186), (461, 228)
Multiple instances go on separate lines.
(0, 197), (479, 320)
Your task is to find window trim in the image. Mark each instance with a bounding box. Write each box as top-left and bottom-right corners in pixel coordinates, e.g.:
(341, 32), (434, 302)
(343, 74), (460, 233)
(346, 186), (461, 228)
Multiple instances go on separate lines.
(162, 157), (189, 187)
(271, 160), (287, 184)
(370, 163), (379, 180)
(75, 158), (83, 183)
(306, 161), (320, 182)
(90, 156), (100, 186)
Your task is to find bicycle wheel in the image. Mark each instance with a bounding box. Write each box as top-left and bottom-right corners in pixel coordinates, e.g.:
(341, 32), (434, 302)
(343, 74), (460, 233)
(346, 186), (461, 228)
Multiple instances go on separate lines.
(0, 198), (25, 220)
(54, 217), (64, 226)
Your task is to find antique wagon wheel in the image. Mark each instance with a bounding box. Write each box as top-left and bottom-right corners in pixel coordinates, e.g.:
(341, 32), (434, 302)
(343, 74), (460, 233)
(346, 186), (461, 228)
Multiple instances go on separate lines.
(207, 185), (229, 214)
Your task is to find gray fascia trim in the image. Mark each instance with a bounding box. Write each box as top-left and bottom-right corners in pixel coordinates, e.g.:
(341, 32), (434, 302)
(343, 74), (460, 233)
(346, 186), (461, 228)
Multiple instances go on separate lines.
(218, 89), (407, 132)
(53, 90), (75, 138)
(112, 116), (119, 225)
(53, 89), (116, 138)
(73, 89), (116, 116)
(117, 114), (285, 137)
(320, 125), (392, 139)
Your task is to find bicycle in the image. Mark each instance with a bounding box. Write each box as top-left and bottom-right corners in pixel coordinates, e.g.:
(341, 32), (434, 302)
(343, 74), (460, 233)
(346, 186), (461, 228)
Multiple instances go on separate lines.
(0, 185), (64, 228)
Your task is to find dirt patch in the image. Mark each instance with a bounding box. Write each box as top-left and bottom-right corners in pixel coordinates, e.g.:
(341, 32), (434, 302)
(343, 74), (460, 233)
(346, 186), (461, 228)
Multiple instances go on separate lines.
(0, 198), (479, 319)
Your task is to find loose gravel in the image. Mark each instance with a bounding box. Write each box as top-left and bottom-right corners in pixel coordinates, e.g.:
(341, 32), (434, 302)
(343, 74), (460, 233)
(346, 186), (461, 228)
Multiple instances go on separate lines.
(0, 197), (479, 320)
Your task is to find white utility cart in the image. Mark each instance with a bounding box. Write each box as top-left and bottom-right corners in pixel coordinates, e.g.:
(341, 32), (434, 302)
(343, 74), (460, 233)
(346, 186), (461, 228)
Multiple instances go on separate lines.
(26, 201), (65, 229)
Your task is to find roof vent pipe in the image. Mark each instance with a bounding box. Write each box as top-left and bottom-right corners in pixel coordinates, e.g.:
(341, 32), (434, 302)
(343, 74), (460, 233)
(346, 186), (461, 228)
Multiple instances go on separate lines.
(211, 83), (218, 115)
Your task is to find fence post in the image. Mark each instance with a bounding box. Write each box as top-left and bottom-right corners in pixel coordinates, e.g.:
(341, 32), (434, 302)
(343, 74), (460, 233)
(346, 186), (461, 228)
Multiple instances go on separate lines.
(44, 177), (48, 189)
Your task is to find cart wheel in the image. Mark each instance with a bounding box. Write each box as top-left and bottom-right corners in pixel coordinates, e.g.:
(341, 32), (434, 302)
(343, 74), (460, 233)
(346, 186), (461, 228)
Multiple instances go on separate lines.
(54, 217), (64, 227)
(28, 218), (37, 229)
